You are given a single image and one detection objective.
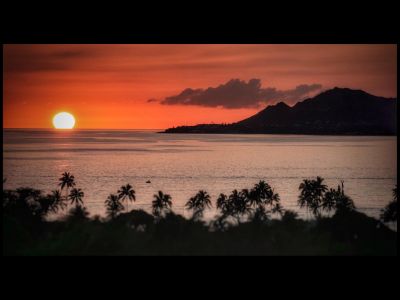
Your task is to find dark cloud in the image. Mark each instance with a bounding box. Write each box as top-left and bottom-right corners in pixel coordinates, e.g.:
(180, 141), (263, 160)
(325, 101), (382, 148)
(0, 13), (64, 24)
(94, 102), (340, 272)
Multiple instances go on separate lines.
(160, 79), (323, 109)
(4, 47), (96, 73)
(50, 50), (92, 59)
(259, 83), (323, 104)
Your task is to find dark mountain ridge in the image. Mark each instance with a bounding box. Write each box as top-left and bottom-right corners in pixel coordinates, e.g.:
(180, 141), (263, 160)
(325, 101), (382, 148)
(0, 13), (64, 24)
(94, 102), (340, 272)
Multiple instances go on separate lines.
(163, 87), (397, 135)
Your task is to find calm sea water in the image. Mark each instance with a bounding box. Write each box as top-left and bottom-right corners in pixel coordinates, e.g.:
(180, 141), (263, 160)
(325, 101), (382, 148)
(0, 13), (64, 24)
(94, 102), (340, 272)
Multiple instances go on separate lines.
(3, 129), (397, 221)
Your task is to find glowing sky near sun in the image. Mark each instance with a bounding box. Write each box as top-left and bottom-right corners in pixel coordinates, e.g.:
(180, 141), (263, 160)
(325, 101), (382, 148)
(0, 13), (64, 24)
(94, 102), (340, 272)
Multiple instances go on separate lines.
(3, 44), (397, 129)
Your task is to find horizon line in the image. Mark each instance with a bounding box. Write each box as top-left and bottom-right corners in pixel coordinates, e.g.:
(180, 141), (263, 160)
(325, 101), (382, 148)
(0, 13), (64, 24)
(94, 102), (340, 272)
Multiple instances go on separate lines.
(3, 127), (166, 130)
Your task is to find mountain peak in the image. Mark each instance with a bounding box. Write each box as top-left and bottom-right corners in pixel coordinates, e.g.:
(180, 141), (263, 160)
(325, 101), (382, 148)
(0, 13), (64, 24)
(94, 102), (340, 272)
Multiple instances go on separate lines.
(164, 88), (396, 135)
(320, 87), (368, 97)
(261, 101), (290, 112)
(275, 101), (290, 108)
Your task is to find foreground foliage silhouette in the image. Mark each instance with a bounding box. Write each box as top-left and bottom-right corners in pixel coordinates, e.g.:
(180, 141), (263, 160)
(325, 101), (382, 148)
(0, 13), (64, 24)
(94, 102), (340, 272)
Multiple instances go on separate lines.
(381, 185), (397, 226)
(2, 173), (397, 256)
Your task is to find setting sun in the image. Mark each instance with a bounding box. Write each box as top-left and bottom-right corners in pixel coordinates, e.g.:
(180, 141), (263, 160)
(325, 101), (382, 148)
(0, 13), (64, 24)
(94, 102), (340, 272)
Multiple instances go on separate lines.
(53, 112), (76, 129)
(3, 43), (397, 256)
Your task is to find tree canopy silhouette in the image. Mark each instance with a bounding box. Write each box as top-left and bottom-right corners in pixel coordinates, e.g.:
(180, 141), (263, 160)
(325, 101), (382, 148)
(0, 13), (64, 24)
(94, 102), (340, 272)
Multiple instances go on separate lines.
(152, 191), (172, 217)
(68, 188), (84, 206)
(380, 185), (397, 223)
(216, 189), (250, 223)
(58, 172), (76, 193)
(117, 183), (136, 211)
(105, 194), (124, 219)
(3, 187), (66, 222)
(298, 176), (328, 218)
(3, 175), (397, 256)
(185, 190), (212, 220)
(252, 180), (282, 214)
(216, 181), (282, 224)
(45, 189), (66, 213)
(66, 205), (90, 222)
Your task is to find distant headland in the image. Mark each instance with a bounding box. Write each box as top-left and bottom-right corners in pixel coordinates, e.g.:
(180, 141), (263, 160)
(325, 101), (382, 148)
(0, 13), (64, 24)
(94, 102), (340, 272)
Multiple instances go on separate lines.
(163, 88), (397, 135)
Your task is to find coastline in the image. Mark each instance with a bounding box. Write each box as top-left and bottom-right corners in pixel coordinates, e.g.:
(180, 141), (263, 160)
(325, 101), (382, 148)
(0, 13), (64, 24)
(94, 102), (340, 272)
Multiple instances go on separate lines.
(159, 130), (397, 136)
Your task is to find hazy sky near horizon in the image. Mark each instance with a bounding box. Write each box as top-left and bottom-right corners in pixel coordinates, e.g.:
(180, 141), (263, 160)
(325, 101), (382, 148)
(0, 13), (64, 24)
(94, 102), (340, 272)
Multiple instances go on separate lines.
(3, 44), (397, 129)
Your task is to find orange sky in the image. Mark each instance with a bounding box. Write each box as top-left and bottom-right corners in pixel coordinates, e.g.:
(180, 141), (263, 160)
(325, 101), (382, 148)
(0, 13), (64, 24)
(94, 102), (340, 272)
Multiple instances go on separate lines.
(3, 44), (397, 129)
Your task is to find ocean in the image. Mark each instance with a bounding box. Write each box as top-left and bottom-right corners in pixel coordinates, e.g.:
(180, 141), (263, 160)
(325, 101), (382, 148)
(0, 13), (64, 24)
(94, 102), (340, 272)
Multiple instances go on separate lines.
(3, 129), (397, 221)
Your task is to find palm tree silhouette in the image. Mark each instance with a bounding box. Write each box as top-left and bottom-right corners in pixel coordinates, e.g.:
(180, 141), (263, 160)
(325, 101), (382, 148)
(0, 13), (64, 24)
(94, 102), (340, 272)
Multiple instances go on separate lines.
(152, 191), (172, 217)
(253, 181), (281, 212)
(335, 193), (355, 212)
(334, 182), (355, 213)
(37, 195), (53, 215)
(185, 190), (212, 220)
(271, 201), (283, 215)
(381, 200), (397, 224)
(105, 194), (124, 219)
(266, 189), (281, 214)
(68, 188), (84, 207)
(240, 188), (255, 205)
(298, 176), (327, 218)
(59, 172), (76, 199)
(253, 180), (272, 205)
(216, 189), (256, 223)
(117, 184), (136, 212)
(322, 188), (337, 216)
(226, 189), (251, 223)
(250, 205), (270, 223)
(216, 193), (228, 213)
(47, 189), (67, 213)
(298, 179), (311, 214)
(320, 181), (355, 215)
(240, 181), (282, 218)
